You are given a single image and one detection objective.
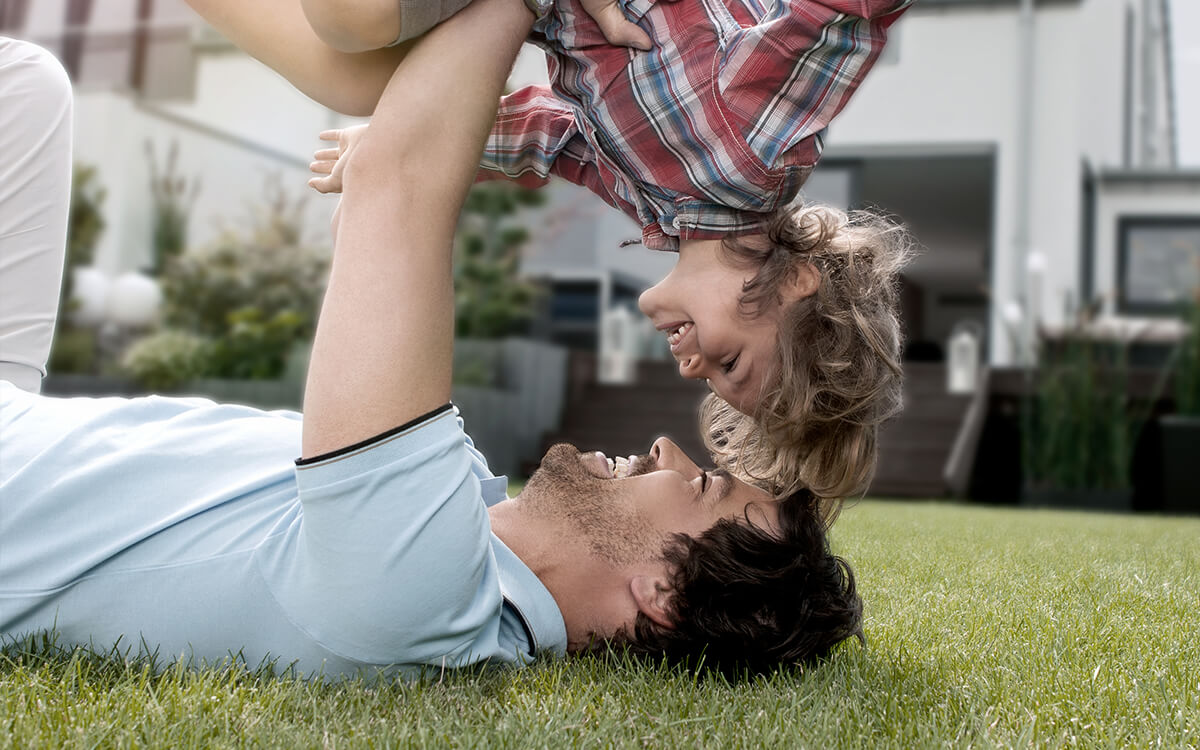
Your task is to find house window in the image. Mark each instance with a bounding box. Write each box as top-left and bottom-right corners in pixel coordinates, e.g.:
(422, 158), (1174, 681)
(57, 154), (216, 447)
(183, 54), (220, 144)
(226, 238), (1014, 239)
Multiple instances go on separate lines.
(1117, 217), (1200, 314)
(550, 281), (600, 322)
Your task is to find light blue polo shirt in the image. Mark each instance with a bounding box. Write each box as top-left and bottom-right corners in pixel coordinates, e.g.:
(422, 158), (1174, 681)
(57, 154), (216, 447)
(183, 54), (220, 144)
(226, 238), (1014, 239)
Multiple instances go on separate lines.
(0, 380), (566, 679)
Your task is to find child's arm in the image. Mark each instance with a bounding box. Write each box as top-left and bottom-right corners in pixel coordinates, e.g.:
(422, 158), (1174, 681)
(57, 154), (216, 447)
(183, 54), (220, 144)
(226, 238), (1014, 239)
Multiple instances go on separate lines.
(478, 86), (576, 188)
(310, 87), (614, 202)
(309, 124), (368, 194)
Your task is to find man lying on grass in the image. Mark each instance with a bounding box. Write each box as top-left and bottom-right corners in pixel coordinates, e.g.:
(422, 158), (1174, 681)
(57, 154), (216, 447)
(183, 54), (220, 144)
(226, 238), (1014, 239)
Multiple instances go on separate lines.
(0, 0), (860, 680)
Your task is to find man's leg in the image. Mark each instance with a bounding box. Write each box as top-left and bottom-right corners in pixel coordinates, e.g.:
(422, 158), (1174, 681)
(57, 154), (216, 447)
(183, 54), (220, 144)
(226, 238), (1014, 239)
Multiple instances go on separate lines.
(0, 39), (71, 394)
(183, 0), (413, 116)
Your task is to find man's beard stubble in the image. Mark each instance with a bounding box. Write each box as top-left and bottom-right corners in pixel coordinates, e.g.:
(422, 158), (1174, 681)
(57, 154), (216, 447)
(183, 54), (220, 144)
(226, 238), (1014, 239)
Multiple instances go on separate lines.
(520, 444), (663, 568)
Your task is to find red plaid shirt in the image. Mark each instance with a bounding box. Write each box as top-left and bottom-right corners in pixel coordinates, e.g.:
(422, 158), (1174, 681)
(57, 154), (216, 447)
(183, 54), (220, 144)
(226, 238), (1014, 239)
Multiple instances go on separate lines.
(480, 0), (912, 250)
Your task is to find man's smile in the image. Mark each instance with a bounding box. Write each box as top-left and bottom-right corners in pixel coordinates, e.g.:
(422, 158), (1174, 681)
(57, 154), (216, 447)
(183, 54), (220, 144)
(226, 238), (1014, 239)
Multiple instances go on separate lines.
(582, 451), (638, 479)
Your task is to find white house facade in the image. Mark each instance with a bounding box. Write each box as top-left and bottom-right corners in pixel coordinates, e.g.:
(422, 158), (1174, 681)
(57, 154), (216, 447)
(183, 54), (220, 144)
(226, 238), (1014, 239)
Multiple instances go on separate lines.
(3, 0), (1195, 364)
(819, 0), (1193, 365)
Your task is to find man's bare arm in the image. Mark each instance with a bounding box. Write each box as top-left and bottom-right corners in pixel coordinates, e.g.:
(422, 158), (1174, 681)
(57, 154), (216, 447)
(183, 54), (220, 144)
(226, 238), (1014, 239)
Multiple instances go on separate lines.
(301, 0), (534, 459)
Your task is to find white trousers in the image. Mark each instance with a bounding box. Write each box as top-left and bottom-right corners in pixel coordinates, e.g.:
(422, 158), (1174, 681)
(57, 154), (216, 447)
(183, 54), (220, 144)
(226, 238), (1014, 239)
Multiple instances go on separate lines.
(0, 38), (72, 393)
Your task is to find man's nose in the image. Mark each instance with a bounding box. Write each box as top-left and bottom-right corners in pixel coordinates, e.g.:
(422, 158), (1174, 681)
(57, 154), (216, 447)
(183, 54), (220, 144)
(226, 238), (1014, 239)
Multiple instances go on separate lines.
(649, 437), (701, 478)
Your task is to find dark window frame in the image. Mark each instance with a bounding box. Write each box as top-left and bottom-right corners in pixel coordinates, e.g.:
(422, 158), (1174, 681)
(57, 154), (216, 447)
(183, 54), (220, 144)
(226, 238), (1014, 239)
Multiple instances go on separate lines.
(1116, 215), (1200, 315)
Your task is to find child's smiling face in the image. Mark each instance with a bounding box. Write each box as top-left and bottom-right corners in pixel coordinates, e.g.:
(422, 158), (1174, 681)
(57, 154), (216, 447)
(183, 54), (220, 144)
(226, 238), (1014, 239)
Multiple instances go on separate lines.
(638, 236), (814, 414)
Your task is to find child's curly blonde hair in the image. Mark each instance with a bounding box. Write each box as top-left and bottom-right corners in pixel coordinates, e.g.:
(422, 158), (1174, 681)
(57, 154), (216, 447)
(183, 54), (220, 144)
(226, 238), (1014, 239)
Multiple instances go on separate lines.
(701, 203), (915, 524)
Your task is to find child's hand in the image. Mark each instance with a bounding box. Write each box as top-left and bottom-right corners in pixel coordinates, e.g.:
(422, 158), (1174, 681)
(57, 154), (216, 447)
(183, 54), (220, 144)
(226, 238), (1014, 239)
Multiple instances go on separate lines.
(579, 0), (653, 51)
(308, 124), (368, 194)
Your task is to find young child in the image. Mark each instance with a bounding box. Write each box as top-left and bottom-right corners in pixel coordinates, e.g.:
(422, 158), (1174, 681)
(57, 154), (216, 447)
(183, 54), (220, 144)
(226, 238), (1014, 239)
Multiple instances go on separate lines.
(185, 0), (914, 518)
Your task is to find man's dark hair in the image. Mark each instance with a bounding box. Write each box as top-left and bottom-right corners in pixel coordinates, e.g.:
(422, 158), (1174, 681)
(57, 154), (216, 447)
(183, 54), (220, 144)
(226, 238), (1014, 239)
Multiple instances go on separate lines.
(607, 489), (862, 674)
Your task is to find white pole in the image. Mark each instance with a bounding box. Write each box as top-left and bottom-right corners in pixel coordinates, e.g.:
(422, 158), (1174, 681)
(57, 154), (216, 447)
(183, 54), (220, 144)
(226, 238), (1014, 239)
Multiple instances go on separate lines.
(1013, 0), (1036, 364)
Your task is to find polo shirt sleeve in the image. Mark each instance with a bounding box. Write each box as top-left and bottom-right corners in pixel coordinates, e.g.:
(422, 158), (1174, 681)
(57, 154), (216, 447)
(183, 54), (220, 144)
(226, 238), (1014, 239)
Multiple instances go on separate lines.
(272, 404), (504, 667)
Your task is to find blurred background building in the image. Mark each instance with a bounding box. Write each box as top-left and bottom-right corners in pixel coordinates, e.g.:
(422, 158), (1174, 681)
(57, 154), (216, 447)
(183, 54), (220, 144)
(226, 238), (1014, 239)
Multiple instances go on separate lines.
(5, 0), (1197, 495)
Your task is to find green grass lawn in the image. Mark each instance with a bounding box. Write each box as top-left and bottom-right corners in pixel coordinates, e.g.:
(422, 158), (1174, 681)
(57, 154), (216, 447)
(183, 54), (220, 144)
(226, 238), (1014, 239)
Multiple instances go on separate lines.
(3, 501), (1197, 748)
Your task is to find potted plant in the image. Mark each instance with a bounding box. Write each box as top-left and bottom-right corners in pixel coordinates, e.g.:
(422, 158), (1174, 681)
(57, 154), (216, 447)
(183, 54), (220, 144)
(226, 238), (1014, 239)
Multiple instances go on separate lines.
(1161, 294), (1200, 513)
(1011, 298), (1150, 511)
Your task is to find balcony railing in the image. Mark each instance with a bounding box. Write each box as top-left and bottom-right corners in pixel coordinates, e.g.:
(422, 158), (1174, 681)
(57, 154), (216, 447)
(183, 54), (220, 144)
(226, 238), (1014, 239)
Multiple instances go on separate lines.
(4, 0), (219, 99)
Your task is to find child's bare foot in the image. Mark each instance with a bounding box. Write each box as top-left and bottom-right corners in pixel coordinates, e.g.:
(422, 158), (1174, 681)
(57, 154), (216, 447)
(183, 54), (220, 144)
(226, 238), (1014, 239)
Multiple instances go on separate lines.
(308, 123), (369, 194)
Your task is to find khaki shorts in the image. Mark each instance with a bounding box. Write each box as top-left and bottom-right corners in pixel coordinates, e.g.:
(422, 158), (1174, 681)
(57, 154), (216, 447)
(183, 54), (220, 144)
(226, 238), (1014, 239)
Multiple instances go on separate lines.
(390, 0), (480, 45)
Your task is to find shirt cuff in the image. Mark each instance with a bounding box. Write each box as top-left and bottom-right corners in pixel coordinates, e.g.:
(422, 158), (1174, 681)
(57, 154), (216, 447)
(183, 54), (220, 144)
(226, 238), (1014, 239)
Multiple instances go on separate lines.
(294, 403), (455, 466)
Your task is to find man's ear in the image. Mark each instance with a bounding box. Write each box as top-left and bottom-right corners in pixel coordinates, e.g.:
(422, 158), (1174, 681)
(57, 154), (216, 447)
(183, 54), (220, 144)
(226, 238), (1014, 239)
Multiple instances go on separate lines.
(630, 574), (675, 630)
(787, 261), (820, 301)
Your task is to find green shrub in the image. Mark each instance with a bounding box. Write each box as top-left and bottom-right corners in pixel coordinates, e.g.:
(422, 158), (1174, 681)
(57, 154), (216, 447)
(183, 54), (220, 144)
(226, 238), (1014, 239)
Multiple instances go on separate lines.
(454, 183), (544, 339)
(206, 308), (304, 380)
(121, 330), (211, 390)
(1172, 298), (1200, 416)
(48, 164), (107, 375)
(159, 237), (326, 342)
(1018, 299), (1165, 493)
(146, 140), (199, 276)
(135, 177), (329, 382)
(1023, 333), (1137, 491)
(65, 164), (106, 290)
(47, 326), (97, 375)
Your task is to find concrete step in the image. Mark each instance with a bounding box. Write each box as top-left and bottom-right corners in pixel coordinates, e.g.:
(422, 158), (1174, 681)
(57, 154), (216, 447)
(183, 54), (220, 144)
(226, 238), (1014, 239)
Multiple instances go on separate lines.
(867, 362), (971, 497)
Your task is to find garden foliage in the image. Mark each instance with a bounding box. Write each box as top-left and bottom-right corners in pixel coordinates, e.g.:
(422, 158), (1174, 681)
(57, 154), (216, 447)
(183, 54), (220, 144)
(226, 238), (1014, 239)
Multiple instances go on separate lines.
(1021, 322), (1137, 491)
(145, 139), (199, 276)
(1015, 296), (1168, 493)
(48, 163), (107, 374)
(1171, 295), (1200, 416)
(123, 178), (328, 388)
(453, 182), (544, 339)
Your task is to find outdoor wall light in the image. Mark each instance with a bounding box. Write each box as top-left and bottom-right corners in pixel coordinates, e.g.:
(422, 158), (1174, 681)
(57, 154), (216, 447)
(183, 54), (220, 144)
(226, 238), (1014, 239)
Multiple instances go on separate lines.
(70, 267), (162, 329)
(108, 272), (163, 328)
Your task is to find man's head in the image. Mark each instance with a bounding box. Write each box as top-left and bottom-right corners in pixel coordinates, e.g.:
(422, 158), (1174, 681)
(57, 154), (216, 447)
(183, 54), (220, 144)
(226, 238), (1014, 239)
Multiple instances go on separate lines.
(491, 438), (862, 673)
(640, 204), (914, 516)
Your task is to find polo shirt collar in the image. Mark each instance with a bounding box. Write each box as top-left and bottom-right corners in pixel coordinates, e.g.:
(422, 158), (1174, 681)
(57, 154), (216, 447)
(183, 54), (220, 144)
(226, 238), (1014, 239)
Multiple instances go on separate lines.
(482, 475), (568, 658)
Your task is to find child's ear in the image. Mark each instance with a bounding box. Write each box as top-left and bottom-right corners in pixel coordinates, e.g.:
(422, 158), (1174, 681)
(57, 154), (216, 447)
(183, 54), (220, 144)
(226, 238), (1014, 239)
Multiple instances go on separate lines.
(630, 575), (675, 629)
(787, 261), (820, 300)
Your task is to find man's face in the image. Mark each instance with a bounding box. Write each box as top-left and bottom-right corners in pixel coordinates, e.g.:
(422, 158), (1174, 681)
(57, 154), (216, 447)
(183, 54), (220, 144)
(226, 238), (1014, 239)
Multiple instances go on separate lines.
(518, 437), (779, 567)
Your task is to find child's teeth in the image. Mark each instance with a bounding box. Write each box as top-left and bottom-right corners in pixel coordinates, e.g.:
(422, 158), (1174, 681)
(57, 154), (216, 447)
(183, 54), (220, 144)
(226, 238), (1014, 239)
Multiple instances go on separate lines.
(666, 322), (690, 346)
(674, 323), (689, 341)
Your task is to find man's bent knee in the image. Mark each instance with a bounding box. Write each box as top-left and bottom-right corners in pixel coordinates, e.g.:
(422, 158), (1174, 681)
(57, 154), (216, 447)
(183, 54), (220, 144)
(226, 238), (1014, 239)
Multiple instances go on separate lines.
(0, 38), (72, 107)
(301, 0), (403, 52)
(0, 38), (72, 393)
